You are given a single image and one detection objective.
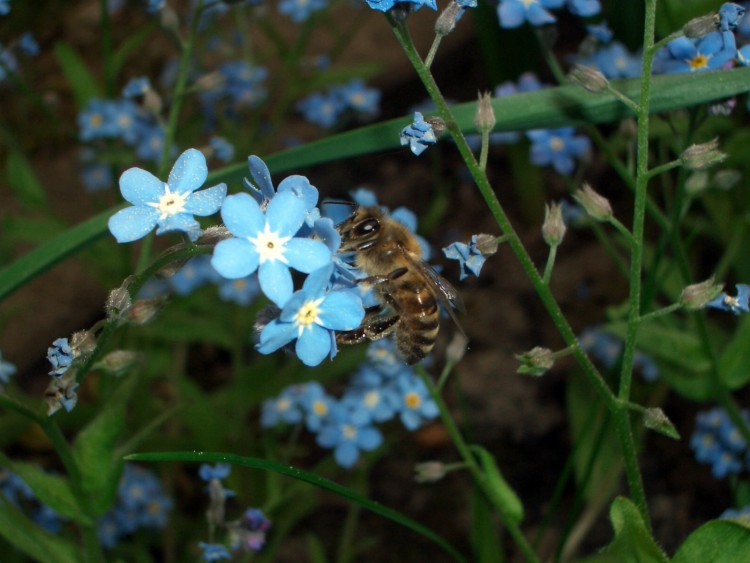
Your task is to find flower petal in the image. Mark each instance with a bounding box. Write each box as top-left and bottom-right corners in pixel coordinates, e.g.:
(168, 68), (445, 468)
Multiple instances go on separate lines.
(296, 324), (331, 366)
(334, 442), (359, 468)
(265, 191), (306, 237)
(108, 206), (159, 243)
(319, 291), (365, 330)
(302, 263), (334, 296)
(257, 319), (298, 354)
(284, 238), (332, 273)
(156, 213), (200, 237)
(277, 175), (319, 210)
(221, 193), (264, 238)
(212, 237), (259, 279)
(247, 155), (276, 201)
(119, 167), (164, 205)
(259, 260), (293, 307)
(184, 183), (227, 216)
(357, 427), (383, 450)
(167, 148), (208, 194)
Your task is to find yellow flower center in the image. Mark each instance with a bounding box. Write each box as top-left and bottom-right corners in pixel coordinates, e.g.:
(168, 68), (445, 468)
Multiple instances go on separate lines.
(294, 299), (323, 334)
(690, 54), (708, 70)
(342, 424), (357, 440)
(405, 392), (421, 410)
(313, 400), (328, 416)
(549, 137), (565, 152)
(364, 390), (380, 407)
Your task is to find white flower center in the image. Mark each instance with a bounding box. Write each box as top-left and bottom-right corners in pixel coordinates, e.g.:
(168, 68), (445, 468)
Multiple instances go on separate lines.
(364, 390), (380, 408)
(149, 184), (188, 219)
(341, 424), (357, 440)
(549, 137), (565, 152)
(521, 0), (537, 6)
(294, 298), (324, 335)
(249, 223), (291, 264)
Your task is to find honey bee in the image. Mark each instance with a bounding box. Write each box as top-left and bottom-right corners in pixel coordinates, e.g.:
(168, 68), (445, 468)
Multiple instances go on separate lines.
(335, 205), (465, 364)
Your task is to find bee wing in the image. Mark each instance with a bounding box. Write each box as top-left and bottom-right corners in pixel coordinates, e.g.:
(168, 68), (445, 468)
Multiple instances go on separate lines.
(397, 245), (467, 336)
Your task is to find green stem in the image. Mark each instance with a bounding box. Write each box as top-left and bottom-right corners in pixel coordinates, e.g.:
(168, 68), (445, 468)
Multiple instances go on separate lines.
(425, 34), (443, 69)
(638, 303), (682, 324)
(645, 159), (681, 180)
(542, 245), (558, 286)
(417, 369), (540, 563)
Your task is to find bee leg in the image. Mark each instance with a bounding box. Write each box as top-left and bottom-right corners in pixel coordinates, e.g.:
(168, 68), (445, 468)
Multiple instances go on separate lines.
(354, 268), (408, 286)
(336, 315), (400, 345)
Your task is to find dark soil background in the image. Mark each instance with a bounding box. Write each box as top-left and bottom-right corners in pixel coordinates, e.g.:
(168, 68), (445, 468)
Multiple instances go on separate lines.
(0, 1), (735, 561)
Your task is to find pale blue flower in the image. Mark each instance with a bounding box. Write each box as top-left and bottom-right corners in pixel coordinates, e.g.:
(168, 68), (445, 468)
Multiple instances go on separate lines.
(47, 338), (74, 377)
(257, 264), (365, 365)
(278, 0), (327, 22)
(400, 111), (437, 156)
(365, 0), (437, 12)
(707, 283), (750, 314)
(443, 235), (488, 280)
(0, 351), (17, 384)
(108, 149), (227, 243)
(497, 0), (564, 29)
(211, 191), (332, 307)
(316, 403), (383, 468)
(657, 32), (736, 74)
(527, 127), (590, 175)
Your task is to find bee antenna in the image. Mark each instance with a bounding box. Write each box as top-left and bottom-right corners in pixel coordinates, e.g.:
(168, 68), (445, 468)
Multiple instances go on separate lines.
(321, 199), (357, 225)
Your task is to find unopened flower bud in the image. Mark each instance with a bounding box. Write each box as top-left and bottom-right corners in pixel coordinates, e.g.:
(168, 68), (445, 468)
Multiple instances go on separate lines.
(473, 233), (498, 256)
(143, 89), (162, 115)
(542, 202), (566, 247)
(160, 7), (180, 32)
(128, 296), (168, 325)
(516, 346), (555, 376)
(681, 138), (727, 170)
(643, 407), (680, 440)
(435, 1), (464, 36)
(685, 171), (709, 195)
(474, 91), (496, 133)
(424, 116), (446, 138)
(195, 71), (226, 93)
(106, 286), (132, 320)
(95, 350), (142, 376)
(414, 461), (448, 483)
(573, 183), (612, 221)
(683, 14), (719, 38)
(714, 169), (741, 191)
(680, 277), (723, 309)
(569, 64), (609, 93)
(70, 330), (97, 358)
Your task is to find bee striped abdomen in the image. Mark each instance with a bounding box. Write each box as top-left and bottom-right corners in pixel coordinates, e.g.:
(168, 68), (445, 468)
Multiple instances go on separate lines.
(391, 281), (440, 364)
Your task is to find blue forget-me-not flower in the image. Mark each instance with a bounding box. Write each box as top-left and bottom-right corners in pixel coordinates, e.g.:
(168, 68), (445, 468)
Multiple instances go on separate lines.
(0, 351), (17, 385)
(365, 0), (437, 12)
(316, 402), (384, 468)
(497, 0), (564, 29)
(108, 148), (227, 243)
(527, 127), (591, 175)
(707, 283), (750, 314)
(443, 235), (489, 280)
(400, 111), (437, 156)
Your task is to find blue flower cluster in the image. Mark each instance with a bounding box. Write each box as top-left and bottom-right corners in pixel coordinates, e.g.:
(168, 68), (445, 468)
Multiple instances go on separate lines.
(579, 327), (659, 382)
(0, 468), (65, 533)
(198, 61), (268, 125)
(45, 337), (80, 415)
(109, 151), (372, 367)
(262, 340), (439, 468)
(497, 0), (600, 29)
(0, 32), (39, 83)
(196, 463), (271, 560)
(691, 407), (750, 479)
(296, 80), (381, 128)
(365, 0), (437, 13)
(97, 464), (173, 549)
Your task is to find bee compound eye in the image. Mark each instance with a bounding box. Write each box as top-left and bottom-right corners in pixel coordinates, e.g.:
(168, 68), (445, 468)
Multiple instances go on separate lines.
(355, 218), (380, 237)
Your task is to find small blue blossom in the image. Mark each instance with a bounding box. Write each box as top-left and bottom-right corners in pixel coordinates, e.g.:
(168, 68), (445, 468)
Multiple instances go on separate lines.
(296, 91), (346, 128)
(0, 351), (17, 385)
(0, 0), (10, 16)
(218, 274), (260, 306)
(707, 284), (750, 314)
(566, 0), (600, 17)
(586, 22), (613, 43)
(169, 255), (219, 295)
(122, 76), (151, 98)
(691, 408), (750, 479)
(365, 0), (437, 12)
(199, 463), (232, 482)
(527, 127), (590, 175)
(443, 235), (488, 280)
(657, 31), (736, 74)
(208, 136), (234, 163)
(400, 111), (437, 156)
(497, 0), (564, 29)
(18, 33), (39, 56)
(78, 100), (117, 141)
(47, 338), (74, 376)
(261, 385), (307, 427)
(212, 190), (332, 307)
(81, 160), (113, 192)
(316, 403), (384, 468)
(721, 505), (750, 521)
(135, 123), (170, 162)
(257, 264), (365, 366)
(578, 41), (642, 78)
(228, 507), (272, 552)
(147, 0), (166, 14)
(199, 542), (232, 561)
(108, 148), (227, 243)
(278, 0), (327, 22)
(296, 382), (336, 431)
(719, 3), (746, 31)
(333, 79), (381, 116)
(391, 372), (439, 431)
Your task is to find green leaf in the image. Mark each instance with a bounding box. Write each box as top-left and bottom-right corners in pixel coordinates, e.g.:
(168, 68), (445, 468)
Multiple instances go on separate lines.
(72, 376), (137, 515)
(718, 315), (750, 390)
(583, 497), (668, 563)
(0, 497), (79, 563)
(470, 487), (503, 563)
(6, 461), (90, 525)
(111, 23), (158, 78)
(673, 518), (750, 563)
(5, 150), (47, 209)
(53, 42), (102, 107)
(0, 206), (116, 302)
(4, 68), (750, 303)
(306, 533), (330, 563)
(470, 445), (523, 524)
(126, 451), (467, 563)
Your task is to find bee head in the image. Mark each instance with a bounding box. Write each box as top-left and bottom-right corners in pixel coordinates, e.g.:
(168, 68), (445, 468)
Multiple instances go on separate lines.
(337, 206), (383, 252)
